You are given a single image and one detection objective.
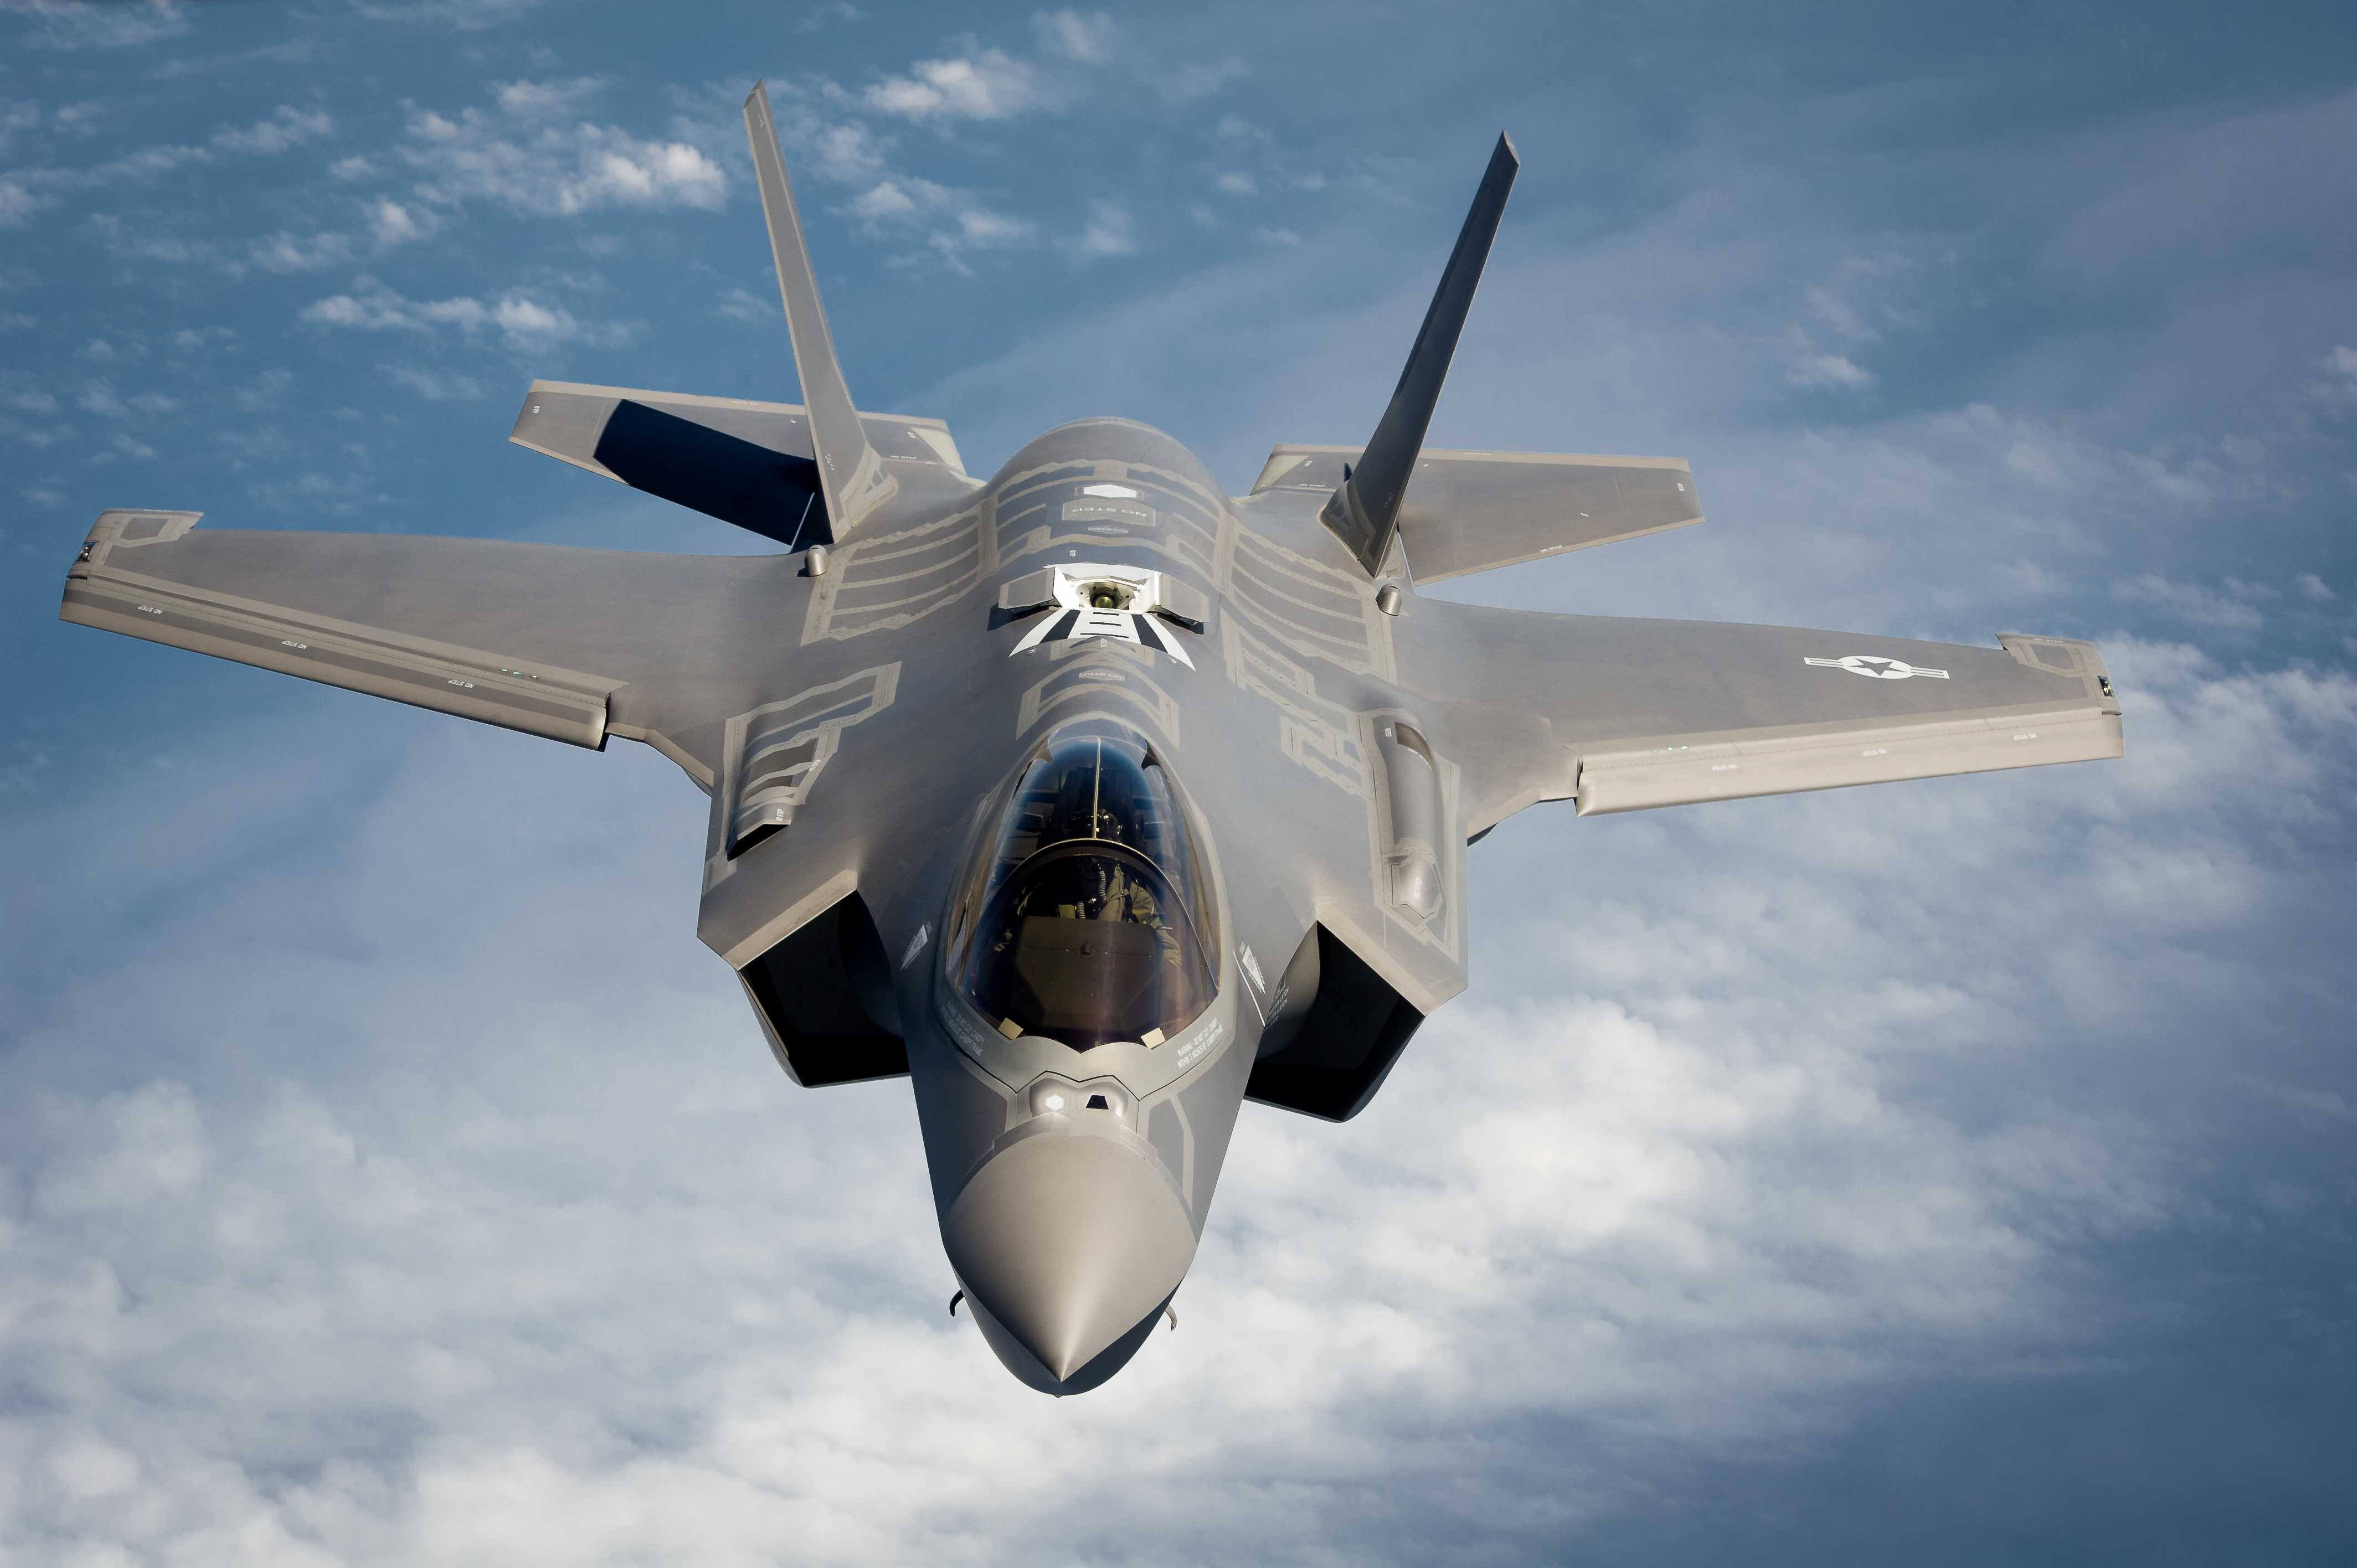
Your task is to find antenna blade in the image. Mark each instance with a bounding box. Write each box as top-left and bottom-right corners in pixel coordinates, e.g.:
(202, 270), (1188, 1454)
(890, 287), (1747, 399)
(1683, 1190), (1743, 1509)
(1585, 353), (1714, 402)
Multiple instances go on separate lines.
(743, 81), (894, 539)
(1321, 133), (1519, 576)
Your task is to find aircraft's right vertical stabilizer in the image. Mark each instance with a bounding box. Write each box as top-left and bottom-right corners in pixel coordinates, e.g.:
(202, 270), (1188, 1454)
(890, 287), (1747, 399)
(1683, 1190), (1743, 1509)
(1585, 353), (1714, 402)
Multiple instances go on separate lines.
(1321, 134), (1518, 576)
(743, 82), (895, 540)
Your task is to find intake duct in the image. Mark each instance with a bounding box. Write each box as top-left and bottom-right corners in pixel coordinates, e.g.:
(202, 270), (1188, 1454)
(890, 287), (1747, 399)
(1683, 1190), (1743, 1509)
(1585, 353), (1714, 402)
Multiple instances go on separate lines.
(1245, 925), (1425, 1122)
(737, 891), (907, 1086)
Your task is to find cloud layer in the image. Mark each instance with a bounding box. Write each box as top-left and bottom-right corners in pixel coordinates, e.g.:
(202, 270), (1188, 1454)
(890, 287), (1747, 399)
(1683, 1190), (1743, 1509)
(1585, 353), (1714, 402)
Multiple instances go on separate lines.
(2, 2), (2351, 1562)
(2, 634), (2348, 1562)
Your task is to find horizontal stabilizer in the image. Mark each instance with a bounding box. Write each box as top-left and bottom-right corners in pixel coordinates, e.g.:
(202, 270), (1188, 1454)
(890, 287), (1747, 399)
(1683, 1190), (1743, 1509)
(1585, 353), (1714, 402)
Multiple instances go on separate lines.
(511, 380), (965, 548)
(1254, 445), (1700, 582)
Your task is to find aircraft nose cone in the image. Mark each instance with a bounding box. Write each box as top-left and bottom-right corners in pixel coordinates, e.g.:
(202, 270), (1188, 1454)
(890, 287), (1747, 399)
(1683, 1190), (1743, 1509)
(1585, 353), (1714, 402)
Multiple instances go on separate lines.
(944, 1127), (1196, 1388)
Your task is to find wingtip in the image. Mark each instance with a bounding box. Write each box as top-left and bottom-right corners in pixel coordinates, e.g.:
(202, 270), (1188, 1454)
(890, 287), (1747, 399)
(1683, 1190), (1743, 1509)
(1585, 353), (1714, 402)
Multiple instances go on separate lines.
(1497, 130), (1521, 166)
(745, 79), (770, 110)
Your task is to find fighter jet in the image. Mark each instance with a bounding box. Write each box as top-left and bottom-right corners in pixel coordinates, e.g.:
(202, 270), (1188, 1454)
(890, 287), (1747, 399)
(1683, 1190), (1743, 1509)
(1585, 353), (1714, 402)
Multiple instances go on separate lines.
(59, 86), (2124, 1394)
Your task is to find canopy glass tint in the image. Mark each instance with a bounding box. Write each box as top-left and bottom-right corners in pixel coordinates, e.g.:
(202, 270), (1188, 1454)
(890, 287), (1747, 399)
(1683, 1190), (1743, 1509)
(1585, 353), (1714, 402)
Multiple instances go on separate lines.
(955, 730), (1215, 1051)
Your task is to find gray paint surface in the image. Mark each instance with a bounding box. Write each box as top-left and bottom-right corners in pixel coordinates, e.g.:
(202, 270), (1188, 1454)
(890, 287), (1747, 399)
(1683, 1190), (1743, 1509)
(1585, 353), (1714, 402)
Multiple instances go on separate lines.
(53, 104), (2122, 1396)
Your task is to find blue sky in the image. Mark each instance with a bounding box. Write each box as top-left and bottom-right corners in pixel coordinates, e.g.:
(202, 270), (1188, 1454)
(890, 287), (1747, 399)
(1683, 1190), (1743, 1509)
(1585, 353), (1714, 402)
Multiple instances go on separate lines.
(2, 1), (2353, 1562)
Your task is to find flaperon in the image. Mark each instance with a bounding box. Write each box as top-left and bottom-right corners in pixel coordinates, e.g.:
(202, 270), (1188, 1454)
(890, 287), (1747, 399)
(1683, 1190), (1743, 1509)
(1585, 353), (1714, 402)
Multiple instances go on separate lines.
(58, 85), (2123, 1394)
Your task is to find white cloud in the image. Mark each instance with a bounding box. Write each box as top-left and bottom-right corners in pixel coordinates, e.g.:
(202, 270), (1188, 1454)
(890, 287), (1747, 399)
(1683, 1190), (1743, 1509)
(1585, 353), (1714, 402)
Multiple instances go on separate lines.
(1804, 282), (1867, 338)
(863, 48), (1046, 122)
(492, 76), (604, 117)
(368, 197), (434, 245)
(804, 121), (891, 184)
(384, 365), (487, 400)
(18, 0), (189, 50)
(0, 176), (47, 226)
(848, 178), (927, 226)
(1159, 56), (1246, 103)
(1032, 8), (1118, 63)
(2111, 572), (2269, 629)
(37, 1080), (209, 1213)
(1074, 199), (1135, 259)
(397, 86), (726, 216)
(301, 277), (630, 350)
(232, 368), (294, 410)
(99, 430), (156, 460)
(2315, 344), (2357, 409)
(250, 229), (356, 272)
(150, 35), (315, 81)
(1787, 352), (1874, 390)
(209, 105), (334, 155)
(1216, 171), (1257, 195)
(352, 0), (547, 27)
(942, 207), (1031, 250)
(795, 2), (862, 32)
(0, 104), (336, 224)
(0, 99), (41, 158)
(0, 635), (2345, 1558)
(717, 286), (776, 322)
(1800, 252), (1931, 344)
(836, 171), (1032, 265)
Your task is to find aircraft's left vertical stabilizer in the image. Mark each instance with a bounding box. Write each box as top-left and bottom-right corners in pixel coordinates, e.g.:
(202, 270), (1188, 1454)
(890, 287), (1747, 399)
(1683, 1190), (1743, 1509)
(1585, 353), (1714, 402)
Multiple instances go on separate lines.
(743, 82), (895, 539)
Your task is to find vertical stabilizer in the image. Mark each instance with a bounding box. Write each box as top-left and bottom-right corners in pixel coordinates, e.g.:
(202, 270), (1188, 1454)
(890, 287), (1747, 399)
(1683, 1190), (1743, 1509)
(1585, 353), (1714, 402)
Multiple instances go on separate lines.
(743, 82), (894, 539)
(1321, 134), (1519, 576)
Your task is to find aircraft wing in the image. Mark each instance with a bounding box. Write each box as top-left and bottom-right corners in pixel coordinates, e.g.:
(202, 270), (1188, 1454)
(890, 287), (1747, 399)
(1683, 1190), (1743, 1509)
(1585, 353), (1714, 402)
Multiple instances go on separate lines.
(1406, 601), (2123, 833)
(60, 508), (779, 790)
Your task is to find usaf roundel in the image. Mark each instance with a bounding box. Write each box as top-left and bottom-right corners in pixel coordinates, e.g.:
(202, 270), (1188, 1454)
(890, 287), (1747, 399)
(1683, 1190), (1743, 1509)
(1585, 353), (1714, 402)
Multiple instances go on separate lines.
(1804, 654), (1950, 680)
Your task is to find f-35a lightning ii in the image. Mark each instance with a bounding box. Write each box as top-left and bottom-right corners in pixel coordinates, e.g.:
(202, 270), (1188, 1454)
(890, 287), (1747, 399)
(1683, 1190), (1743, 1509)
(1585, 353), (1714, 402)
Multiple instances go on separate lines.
(60, 86), (2124, 1394)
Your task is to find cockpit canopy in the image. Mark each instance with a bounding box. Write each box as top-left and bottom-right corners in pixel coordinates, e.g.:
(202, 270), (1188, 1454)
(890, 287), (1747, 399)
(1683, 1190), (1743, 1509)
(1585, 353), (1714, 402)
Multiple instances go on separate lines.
(953, 727), (1216, 1053)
